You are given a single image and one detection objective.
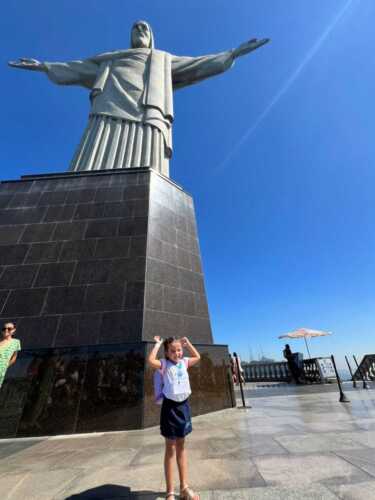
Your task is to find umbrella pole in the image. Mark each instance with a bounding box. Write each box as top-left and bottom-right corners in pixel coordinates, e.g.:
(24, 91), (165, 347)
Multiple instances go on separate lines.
(304, 337), (312, 359)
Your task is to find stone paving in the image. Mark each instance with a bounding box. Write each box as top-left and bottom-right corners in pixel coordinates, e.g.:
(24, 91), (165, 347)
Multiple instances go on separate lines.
(0, 383), (374, 499)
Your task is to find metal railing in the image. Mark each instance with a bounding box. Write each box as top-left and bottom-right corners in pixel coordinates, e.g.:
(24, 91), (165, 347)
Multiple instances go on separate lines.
(242, 358), (326, 384)
(353, 354), (375, 381)
(243, 361), (290, 383)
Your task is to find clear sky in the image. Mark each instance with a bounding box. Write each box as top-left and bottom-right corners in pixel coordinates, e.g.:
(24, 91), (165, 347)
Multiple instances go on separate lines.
(1, 0), (373, 367)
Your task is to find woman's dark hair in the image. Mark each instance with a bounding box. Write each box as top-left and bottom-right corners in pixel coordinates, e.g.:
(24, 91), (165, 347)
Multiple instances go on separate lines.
(163, 337), (179, 360)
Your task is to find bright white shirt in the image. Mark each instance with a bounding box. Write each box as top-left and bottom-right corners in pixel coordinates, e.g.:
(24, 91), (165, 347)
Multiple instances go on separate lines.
(161, 357), (191, 402)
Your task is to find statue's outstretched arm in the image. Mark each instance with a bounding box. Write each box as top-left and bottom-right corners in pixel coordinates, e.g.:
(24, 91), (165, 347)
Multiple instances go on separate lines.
(172, 38), (270, 90)
(9, 57), (98, 89)
(232, 38), (270, 59)
(8, 58), (46, 72)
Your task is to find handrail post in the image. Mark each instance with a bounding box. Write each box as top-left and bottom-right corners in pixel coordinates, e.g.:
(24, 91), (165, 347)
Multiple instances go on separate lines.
(233, 352), (250, 409)
(345, 355), (357, 388)
(331, 355), (350, 403)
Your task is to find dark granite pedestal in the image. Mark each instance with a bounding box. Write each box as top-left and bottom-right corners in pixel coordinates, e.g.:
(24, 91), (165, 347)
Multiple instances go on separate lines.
(0, 168), (234, 437)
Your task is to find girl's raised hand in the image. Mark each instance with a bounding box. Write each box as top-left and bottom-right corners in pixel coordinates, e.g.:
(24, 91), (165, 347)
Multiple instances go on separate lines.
(180, 337), (189, 347)
(154, 336), (162, 344)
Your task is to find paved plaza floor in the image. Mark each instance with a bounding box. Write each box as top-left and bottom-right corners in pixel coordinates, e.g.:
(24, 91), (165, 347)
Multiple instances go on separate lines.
(0, 384), (374, 499)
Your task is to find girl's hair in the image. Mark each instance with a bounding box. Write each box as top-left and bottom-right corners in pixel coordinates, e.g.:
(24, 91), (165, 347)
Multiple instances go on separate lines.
(163, 337), (181, 360)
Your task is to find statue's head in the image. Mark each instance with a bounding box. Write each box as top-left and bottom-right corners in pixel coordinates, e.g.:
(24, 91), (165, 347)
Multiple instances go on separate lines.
(131, 20), (154, 49)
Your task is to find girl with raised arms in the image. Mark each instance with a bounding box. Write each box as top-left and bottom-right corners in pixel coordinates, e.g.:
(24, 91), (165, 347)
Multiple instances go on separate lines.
(148, 336), (201, 500)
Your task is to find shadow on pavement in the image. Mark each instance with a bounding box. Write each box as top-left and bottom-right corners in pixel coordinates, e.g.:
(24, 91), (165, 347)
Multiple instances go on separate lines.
(64, 484), (163, 500)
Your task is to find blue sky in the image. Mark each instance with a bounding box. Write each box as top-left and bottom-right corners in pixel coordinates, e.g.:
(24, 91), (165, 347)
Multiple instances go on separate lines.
(1, 0), (373, 367)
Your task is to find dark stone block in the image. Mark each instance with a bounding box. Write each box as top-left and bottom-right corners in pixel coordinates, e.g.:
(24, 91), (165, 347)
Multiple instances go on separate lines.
(44, 205), (75, 222)
(74, 203), (105, 220)
(76, 344), (144, 433)
(66, 188), (96, 204)
(161, 240), (181, 266)
(0, 290), (9, 314)
(118, 217), (147, 236)
(178, 268), (204, 293)
(109, 257), (146, 283)
(177, 230), (196, 254)
(34, 262), (75, 287)
(0, 207), (46, 226)
(144, 282), (163, 311)
(55, 313), (102, 346)
(0, 181), (32, 193)
(163, 287), (195, 316)
(0, 244), (29, 265)
(95, 187), (123, 203)
(95, 237), (130, 259)
(8, 193), (41, 208)
(123, 185), (148, 200)
(176, 247), (191, 269)
(0, 265), (38, 290)
(191, 254), (203, 274)
(25, 242), (62, 263)
(2, 288), (47, 317)
(131, 199), (149, 217)
(109, 172), (140, 186)
(149, 222), (176, 245)
(38, 191), (68, 206)
(29, 179), (56, 192)
(148, 236), (162, 261)
(137, 172), (150, 185)
(179, 316), (212, 343)
(149, 200), (175, 226)
(17, 315), (59, 348)
(102, 201), (132, 218)
(53, 221), (86, 241)
(175, 214), (188, 233)
(147, 258), (179, 288)
(0, 226), (25, 245)
(72, 260), (111, 285)
(124, 281), (144, 310)
(0, 195), (13, 209)
(186, 216), (197, 236)
(99, 311), (142, 343)
(85, 219), (119, 238)
(20, 223), (55, 243)
(15, 347), (88, 436)
(44, 286), (86, 314)
(60, 239), (96, 261)
(194, 293), (209, 318)
(85, 284), (124, 312)
(143, 309), (183, 340)
(129, 236), (147, 257)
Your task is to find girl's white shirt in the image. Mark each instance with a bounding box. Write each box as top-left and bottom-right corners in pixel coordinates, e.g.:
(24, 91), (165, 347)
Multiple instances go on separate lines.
(160, 357), (191, 402)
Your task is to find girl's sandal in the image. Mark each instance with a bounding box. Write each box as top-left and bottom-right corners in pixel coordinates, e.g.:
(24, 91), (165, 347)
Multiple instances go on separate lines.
(180, 486), (200, 500)
(166, 493), (175, 499)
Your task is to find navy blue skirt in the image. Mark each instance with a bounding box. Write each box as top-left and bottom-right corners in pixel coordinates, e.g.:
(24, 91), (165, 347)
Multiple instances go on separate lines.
(160, 397), (192, 440)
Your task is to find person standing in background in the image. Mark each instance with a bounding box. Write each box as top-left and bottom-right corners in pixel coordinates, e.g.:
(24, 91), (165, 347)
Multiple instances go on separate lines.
(283, 344), (301, 384)
(0, 322), (21, 389)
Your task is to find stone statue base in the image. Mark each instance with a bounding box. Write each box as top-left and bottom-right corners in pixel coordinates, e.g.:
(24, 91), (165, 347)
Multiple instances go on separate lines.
(0, 168), (234, 437)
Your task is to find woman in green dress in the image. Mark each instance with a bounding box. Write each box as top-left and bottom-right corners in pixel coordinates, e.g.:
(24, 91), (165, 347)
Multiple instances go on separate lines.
(0, 322), (21, 389)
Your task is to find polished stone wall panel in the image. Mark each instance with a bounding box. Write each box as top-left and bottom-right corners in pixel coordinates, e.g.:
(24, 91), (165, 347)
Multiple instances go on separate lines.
(0, 342), (232, 437)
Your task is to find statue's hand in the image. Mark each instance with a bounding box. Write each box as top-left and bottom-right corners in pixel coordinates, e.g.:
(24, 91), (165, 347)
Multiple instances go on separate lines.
(232, 38), (270, 58)
(8, 58), (46, 71)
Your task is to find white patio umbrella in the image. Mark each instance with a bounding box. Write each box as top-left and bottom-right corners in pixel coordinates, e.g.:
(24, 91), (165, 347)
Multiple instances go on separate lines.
(278, 327), (332, 358)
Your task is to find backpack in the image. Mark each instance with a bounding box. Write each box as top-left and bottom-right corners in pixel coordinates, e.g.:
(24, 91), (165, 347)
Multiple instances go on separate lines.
(153, 359), (166, 405)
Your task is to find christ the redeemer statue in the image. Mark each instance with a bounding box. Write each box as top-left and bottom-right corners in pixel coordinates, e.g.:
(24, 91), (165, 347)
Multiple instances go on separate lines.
(9, 21), (269, 178)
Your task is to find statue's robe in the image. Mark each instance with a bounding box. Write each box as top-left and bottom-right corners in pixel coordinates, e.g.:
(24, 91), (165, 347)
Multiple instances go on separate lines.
(45, 48), (234, 176)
